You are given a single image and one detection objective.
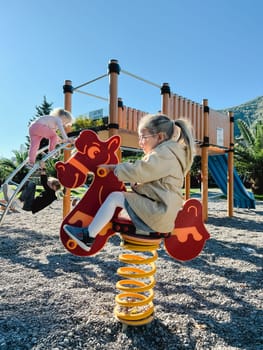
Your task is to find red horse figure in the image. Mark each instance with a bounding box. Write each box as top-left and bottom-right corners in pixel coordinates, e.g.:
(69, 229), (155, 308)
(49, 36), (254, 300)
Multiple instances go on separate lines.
(56, 130), (210, 260)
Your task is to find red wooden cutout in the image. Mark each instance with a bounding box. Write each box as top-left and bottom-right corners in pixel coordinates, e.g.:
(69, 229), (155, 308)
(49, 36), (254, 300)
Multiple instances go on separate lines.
(56, 130), (210, 260)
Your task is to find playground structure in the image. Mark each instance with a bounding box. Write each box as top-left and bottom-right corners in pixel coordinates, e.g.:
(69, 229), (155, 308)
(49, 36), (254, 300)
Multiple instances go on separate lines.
(54, 59), (256, 325)
(56, 129), (210, 326)
(0, 143), (72, 226)
(1, 59), (254, 225)
(0, 58), (254, 326)
(62, 59), (255, 222)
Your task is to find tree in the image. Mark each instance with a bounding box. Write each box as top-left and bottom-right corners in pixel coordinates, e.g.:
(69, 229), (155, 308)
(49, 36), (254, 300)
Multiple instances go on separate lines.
(0, 149), (28, 184)
(71, 115), (104, 133)
(235, 119), (263, 195)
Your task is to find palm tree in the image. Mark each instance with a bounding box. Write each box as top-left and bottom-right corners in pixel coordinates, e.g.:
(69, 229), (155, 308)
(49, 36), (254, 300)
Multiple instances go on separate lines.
(0, 149), (28, 184)
(235, 119), (263, 195)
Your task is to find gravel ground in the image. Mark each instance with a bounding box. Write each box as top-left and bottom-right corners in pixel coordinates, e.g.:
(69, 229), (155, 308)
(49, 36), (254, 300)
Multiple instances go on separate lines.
(0, 195), (262, 350)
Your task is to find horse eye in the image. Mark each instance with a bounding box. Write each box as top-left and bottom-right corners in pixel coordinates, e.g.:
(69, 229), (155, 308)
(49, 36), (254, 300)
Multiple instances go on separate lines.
(87, 146), (100, 159)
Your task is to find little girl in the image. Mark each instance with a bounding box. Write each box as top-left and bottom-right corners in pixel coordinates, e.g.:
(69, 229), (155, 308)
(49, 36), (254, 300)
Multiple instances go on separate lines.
(20, 162), (62, 213)
(28, 107), (74, 166)
(64, 113), (195, 251)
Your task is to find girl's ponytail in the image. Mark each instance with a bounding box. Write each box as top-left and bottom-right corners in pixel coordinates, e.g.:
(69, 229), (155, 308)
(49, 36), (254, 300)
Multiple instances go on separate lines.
(174, 119), (195, 173)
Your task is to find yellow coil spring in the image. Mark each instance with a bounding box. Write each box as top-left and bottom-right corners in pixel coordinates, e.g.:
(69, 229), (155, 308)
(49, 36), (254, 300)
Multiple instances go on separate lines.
(114, 238), (161, 326)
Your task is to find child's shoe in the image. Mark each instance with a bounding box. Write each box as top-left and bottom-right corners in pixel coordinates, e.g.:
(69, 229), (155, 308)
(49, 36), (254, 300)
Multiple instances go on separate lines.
(63, 225), (95, 250)
(25, 163), (34, 170)
(71, 197), (79, 207)
(2, 184), (9, 202)
(2, 184), (20, 213)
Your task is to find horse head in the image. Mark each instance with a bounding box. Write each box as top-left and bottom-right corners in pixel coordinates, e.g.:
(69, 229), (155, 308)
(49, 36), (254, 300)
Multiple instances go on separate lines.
(56, 130), (120, 188)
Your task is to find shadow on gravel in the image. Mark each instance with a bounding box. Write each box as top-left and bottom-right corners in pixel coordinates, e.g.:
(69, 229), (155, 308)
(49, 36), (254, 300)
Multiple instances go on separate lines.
(1, 311), (188, 350)
(0, 226), (121, 286)
(207, 214), (263, 232)
(158, 236), (262, 286)
(157, 279), (262, 350)
(111, 319), (189, 349)
(1, 216), (262, 349)
(156, 237), (262, 349)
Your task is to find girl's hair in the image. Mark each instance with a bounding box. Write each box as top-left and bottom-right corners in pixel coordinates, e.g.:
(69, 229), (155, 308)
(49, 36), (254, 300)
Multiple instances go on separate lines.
(174, 118), (195, 173)
(138, 113), (195, 173)
(50, 108), (73, 124)
(48, 177), (61, 191)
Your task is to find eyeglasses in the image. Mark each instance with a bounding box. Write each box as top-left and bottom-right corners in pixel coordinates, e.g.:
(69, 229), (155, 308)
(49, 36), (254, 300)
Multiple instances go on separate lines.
(138, 134), (157, 141)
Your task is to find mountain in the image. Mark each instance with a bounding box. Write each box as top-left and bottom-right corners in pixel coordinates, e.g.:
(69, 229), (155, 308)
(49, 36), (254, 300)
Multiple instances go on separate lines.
(218, 96), (263, 137)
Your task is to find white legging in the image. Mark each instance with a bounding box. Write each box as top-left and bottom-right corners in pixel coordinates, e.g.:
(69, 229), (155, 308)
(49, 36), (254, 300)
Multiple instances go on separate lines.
(89, 191), (126, 238)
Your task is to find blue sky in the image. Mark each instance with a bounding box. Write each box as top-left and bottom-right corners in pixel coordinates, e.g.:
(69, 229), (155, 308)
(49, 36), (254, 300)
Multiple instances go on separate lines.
(1, 0), (262, 159)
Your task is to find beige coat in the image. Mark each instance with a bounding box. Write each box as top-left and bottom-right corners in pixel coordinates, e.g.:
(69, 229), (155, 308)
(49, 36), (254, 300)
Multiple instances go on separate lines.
(114, 139), (188, 232)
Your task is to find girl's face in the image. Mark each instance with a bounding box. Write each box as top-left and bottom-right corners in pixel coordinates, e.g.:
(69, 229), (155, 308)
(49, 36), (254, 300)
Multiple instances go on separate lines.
(62, 116), (70, 126)
(47, 180), (57, 191)
(138, 128), (163, 154)
(47, 180), (54, 190)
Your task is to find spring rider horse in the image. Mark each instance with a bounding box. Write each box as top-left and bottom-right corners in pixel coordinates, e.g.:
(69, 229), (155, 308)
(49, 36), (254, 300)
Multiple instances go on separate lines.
(56, 130), (210, 326)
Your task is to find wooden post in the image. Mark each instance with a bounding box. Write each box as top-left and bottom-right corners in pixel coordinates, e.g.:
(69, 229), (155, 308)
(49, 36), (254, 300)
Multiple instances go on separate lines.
(184, 173), (191, 200)
(161, 84), (191, 199)
(201, 99), (209, 221)
(117, 98), (124, 128)
(161, 83), (170, 115)
(227, 111), (234, 217)
(117, 98), (124, 161)
(108, 59), (120, 137)
(62, 80), (73, 218)
(185, 99), (191, 199)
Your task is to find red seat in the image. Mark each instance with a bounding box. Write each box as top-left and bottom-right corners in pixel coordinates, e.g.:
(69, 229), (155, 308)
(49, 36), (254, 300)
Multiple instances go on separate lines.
(112, 217), (170, 240)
